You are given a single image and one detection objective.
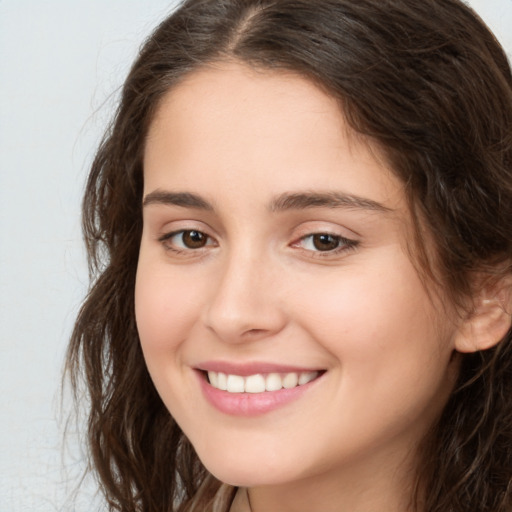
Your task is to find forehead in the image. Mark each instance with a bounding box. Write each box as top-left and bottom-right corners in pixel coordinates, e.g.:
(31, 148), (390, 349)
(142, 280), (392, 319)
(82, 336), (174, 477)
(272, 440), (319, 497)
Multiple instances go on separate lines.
(146, 62), (347, 166)
(144, 61), (402, 209)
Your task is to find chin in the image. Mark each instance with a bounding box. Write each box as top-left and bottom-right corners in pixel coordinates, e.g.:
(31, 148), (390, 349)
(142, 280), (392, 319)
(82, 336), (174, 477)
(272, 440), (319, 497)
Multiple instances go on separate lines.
(208, 468), (289, 488)
(199, 449), (298, 488)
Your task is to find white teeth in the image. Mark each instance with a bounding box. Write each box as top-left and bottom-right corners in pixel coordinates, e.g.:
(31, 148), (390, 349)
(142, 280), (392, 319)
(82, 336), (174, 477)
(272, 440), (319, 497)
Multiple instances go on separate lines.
(282, 372), (298, 389)
(208, 371), (218, 388)
(217, 372), (227, 391)
(226, 374), (245, 393)
(245, 374), (266, 393)
(207, 370), (320, 393)
(298, 371), (317, 385)
(265, 373), (282, 391)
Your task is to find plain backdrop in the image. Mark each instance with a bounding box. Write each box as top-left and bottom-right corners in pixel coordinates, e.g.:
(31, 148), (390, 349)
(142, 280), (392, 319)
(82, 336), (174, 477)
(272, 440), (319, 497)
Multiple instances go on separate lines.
(1, 1), (511, 511)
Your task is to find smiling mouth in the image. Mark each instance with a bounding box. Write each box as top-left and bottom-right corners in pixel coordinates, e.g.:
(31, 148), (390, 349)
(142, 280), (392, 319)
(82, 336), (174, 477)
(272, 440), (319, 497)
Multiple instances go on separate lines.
(205, 370), (323, 393)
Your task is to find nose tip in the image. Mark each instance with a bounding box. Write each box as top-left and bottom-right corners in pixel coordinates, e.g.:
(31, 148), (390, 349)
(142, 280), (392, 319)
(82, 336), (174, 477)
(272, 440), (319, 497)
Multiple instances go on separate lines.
(202, 257), (286, 344)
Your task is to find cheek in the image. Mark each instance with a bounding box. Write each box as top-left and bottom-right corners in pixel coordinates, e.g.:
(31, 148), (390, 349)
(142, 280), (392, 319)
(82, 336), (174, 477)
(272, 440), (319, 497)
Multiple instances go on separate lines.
(134, 260), (203, 410)
(134, 260), (202, 354)
(135, 275), (171, 352)
(288, 261), (457, 449)
(289, 252), (454, 380)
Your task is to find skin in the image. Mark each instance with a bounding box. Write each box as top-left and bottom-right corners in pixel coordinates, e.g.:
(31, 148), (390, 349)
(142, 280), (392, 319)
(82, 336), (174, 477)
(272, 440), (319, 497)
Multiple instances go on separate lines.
(136, 62), (465, 512)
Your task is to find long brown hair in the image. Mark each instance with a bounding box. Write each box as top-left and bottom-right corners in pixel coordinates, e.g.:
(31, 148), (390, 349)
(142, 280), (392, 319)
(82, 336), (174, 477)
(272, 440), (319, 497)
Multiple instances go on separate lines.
(66, 1), (512, 510)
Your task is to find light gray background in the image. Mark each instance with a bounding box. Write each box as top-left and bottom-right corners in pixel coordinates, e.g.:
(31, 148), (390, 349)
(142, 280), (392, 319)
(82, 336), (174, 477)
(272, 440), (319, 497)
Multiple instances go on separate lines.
(1, 1), (511, 511)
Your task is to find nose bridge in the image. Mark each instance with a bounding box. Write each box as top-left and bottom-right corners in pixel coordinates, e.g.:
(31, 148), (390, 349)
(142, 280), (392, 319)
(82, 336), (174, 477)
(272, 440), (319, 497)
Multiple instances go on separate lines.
(203, 241), (285, 342)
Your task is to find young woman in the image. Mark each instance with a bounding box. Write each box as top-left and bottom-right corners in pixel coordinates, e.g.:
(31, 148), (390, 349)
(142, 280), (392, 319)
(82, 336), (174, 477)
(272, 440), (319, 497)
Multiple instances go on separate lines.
(67, 1), (512, 511)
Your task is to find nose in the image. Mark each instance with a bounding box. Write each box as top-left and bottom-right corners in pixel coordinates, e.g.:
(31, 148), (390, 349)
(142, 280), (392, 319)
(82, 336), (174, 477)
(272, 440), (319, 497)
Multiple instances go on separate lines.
(202, 249), (287, 344)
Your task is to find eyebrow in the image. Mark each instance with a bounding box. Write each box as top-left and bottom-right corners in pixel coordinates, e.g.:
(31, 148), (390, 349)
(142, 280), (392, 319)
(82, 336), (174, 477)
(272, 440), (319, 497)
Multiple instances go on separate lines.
(143, 190), (214, 210)
(142, 189), (392, 214)
(269, 191), (392, 213)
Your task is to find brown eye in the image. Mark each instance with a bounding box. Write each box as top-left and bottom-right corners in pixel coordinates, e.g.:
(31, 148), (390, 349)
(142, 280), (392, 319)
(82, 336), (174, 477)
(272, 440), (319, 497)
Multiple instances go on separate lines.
(160, 229), (213, 251)
(181, 230), (208, 249)
(294, 232), (357, 256)
(311, 234), (340, 251)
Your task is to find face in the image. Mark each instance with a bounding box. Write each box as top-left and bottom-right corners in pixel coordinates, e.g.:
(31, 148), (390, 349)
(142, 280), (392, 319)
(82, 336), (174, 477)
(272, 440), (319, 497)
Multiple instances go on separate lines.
(136, 62), (460, 492)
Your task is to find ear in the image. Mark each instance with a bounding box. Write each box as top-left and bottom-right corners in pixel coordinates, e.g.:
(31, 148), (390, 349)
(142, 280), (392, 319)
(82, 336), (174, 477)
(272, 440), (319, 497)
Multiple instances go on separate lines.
(454, 275), (512, 353)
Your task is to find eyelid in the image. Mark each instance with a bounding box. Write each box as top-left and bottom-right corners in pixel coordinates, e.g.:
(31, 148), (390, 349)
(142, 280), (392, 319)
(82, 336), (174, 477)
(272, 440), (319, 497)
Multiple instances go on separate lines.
(159, 228), (209, 241)
(289, 223), (360, 259)
(294, 232), (357, 248)
(160, 228), (215, 241)
(155, 218), (216, 242)
(157, 226), (218, 257)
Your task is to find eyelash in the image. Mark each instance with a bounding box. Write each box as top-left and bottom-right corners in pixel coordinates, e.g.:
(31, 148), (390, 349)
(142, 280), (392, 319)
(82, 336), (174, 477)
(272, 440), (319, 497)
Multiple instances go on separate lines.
(158, 229), (359, 258)
(158, 230), (216, 254)
(294, 233), (359, 258)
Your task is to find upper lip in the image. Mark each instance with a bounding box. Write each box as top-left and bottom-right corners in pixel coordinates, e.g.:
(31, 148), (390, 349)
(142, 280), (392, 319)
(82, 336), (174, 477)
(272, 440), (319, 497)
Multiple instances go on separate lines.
(196, 361), (324, 376)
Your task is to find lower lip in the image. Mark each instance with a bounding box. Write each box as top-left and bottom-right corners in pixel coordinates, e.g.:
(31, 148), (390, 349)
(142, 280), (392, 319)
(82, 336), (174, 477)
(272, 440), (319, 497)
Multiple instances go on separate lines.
(197, 371), (322, 416)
